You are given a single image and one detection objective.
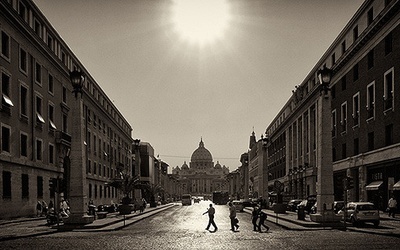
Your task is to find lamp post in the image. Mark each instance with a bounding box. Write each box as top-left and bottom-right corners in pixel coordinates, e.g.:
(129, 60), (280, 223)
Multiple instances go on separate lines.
(65, 69), (93, 225)
(261, 134), (269, 208)
(310, 66), (339, 223)
(133, 139), (141, 200)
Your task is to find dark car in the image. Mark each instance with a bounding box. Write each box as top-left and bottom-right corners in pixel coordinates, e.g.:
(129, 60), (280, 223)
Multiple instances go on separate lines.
(297, 196), (317, 214)
(287, 199), (303, 212)
(333, 201), (345, 214)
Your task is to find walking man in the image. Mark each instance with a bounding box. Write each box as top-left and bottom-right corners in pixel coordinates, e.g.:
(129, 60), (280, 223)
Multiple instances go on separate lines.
(257, 207), (270, 232)
(388, 196), (397, 218)
(228, 202), (239, 231)
(203, 204), (218, 231)
(251, 206), (259, 231)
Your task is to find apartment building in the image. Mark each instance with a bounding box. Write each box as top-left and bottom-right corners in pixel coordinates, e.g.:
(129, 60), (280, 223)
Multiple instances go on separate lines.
(0, 0), (133, 218)
(264, 0), (400, 210)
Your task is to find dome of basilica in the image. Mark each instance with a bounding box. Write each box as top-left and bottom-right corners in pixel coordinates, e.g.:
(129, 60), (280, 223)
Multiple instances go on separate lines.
(191, 138), (213, 163)
(181, 161), (189, 170)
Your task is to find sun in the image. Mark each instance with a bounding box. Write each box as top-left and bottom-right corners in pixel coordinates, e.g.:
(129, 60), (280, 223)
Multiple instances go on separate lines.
(171, 0), (231, 46)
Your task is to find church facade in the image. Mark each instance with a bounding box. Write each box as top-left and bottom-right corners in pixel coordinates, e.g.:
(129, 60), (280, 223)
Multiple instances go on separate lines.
(172, 139), (229, 197)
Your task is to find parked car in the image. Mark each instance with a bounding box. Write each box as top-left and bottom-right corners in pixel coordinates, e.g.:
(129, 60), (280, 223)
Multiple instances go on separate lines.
(231, 200), (245, 212)
(242, 199), (257, 208)
(287, 199), (303, 212)
(310, 200), (344, 214)
(297, 196), (317, 214)
(193, 197), (200, 203)
(333, 201), (345, 214)
(338, 202), (380, 227)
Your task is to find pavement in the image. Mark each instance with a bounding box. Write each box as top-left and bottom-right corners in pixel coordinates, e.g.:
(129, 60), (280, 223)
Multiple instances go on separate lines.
(1, 203), (400, 241)
(243, 207), (400, 238)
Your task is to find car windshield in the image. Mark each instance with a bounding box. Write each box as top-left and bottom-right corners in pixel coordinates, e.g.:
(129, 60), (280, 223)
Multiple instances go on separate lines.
(357, 204), (376, 211)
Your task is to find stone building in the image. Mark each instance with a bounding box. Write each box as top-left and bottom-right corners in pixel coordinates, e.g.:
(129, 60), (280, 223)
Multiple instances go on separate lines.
(172, 139), (229, 197)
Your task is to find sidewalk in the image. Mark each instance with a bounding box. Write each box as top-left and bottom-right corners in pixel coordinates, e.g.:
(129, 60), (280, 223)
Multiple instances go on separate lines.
(0, 203), (177, 241)
(243, 207), (400, 237)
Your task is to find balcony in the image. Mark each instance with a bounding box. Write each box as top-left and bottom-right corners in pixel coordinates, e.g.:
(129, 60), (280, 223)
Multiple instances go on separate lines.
(56, 130), (72, 147)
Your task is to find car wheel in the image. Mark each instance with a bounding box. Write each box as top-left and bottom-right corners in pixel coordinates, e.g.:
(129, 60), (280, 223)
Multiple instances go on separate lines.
(373, 221), (380, 227)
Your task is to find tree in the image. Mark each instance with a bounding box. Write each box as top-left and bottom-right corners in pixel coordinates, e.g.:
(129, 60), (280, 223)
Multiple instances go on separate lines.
(143, 183), (164, 207)
(106, 173), (140, 205)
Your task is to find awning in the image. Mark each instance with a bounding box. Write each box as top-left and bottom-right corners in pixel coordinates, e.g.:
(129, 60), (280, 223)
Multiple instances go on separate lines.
(365, 181), (383, 191)
(393, 181), (400, 190)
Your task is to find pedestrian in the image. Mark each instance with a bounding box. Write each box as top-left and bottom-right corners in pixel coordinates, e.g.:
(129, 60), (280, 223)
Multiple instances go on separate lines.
(388, 196), (397, 218)
(48, 200), (54, 210)
(251, 206), (259, 231)
(36, 201), (42, 217)
(203, 203), (218, 231)
(41, 200), (48, 216)
(257, 207), (269, 232)
(228, 202), (239, 231)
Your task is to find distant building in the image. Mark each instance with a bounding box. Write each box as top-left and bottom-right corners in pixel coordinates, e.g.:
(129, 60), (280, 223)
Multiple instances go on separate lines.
(172, 139), (229, 197)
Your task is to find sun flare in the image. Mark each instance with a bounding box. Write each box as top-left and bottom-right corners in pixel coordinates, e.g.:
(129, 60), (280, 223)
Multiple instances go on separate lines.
(172, 0), (231, 46)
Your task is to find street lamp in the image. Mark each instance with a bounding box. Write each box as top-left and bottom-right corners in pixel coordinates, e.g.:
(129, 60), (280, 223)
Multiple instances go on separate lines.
(64, 69), (93, 225)
(70, 69), (85, 98)
(261, 134), (269, 208)
(317, 65), (332, 95)
(132, 139), (141, 200)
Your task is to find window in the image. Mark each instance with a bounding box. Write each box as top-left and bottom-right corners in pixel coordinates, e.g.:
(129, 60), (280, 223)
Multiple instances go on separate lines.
(49, 144), (54, 164)
(1, 31), (10, 59)
(353, 64), (359, 81)
(36, 96), (45, 124)
(62, 114), (67, 132)
(94, 162), (97, 175)
(341, 75), (346, 91)
(331, 110), (337, 138)
(88, 159), (92, 174)
(89, 184), (92, 199)
(47, 34), (53, 50)
(385, 124), (393, 146)
(342, 143), (347, 159)
(20, 133), (28, 157)
(341, 102), (347, 133)
(341, 40), (346, 54)
(48, 103), (56, 130)
(37, 176), (43, 198)
(353, 25), (358, 42)
(384, 68), (394, 111)
(61, 51), (66, 65)
(354, 138), (359, 155)
(34, 19), (42, 38)
(22, 174), (29, 198)
(18, 1), (27, 21)
(1, 125), (11, 153)
(367, 8), (374, 26)
(2, 72), (14, 109)
(368, 132), (374, 151)
(48, 74), (54, 94)
(35, 62), (42, 84)
(331, 53), (335, 66)
(2, 171), (11, 199)
(19, 47), (28, 73)
(385, 32), (392, 55)
(20, 84), (28, 118)
(62, 86), (67, 103)
(352, 93), (360, 127)
(367, 49), (374, 69)
(367, 82), (375, 119)
(36, 139), (43, 161)
(331, 84), (336, 99)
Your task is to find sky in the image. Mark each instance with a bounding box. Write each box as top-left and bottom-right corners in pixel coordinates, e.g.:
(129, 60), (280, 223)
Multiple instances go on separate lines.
(33, 0), (364, 171)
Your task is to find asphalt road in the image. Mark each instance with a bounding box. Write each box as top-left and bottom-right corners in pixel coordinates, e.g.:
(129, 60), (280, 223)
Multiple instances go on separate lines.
(2, 200), (400, 249)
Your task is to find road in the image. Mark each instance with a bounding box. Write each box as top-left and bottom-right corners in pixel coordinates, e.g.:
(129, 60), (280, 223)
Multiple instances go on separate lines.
(2, 200), (400, 249)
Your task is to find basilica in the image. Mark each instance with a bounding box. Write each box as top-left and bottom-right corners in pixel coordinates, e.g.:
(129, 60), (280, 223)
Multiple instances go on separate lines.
(172, 139), (229, 197)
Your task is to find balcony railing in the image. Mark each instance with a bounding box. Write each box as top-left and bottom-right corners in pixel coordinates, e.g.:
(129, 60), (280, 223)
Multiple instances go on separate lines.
(56, 130), (72, 147)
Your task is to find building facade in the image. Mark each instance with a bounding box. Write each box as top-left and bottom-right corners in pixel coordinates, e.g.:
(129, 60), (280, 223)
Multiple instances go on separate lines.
(172, 139), (229, 197)
(0, 0), (134, 218)
(262, 0), (400, 211)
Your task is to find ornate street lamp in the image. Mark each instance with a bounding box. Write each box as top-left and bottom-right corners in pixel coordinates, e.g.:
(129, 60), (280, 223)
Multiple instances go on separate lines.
(317, 65), (332, 95)
(70, 70), (85, 98)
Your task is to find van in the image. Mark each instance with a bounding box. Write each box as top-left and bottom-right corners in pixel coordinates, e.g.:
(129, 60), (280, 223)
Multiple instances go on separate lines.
(181, 194), (192, 206)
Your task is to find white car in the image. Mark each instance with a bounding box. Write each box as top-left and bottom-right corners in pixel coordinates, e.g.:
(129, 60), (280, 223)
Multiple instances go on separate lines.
(339, 202), (380, 227)
(231, 200), (244, 212)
